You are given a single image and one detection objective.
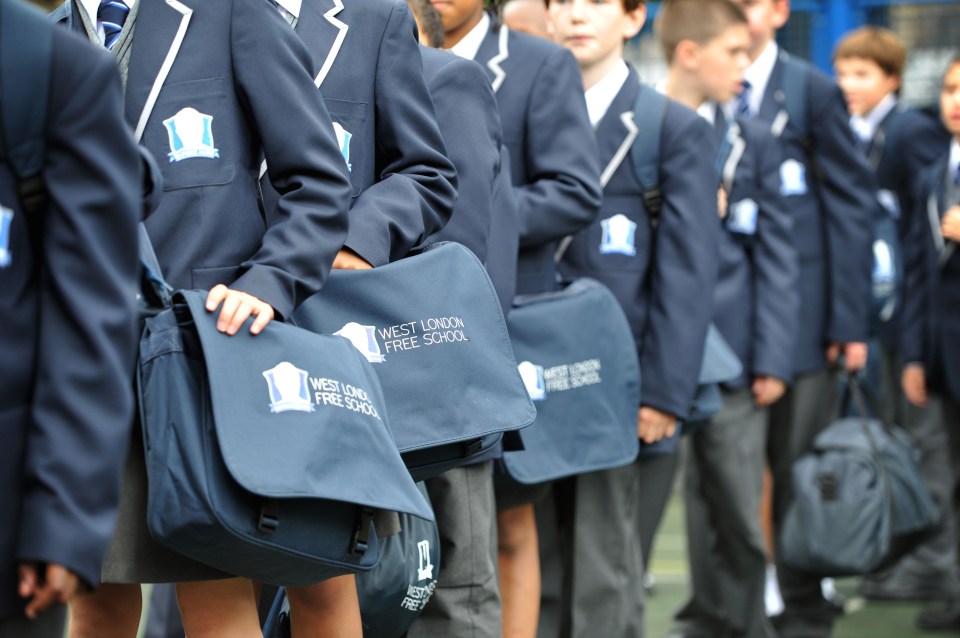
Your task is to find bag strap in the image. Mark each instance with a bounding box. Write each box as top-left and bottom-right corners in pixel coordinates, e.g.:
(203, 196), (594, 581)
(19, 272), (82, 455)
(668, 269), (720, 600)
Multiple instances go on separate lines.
(779, 55), (808, 139)
(0, 0), (52, 216)
(138, 222), (174, 313)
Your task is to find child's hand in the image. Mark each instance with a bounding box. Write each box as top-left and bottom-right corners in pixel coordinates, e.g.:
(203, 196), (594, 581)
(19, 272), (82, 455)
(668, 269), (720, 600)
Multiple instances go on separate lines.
(752, 375), (786, 406)
(205, 285), (275, 336)
(332, 248), (373, 270)
(717, 187), (728, 220)
(942, 207), (960, 243)
(637, 406), (677, 444)
(18, 563), (82, 619)
(902, 364), (927, 407)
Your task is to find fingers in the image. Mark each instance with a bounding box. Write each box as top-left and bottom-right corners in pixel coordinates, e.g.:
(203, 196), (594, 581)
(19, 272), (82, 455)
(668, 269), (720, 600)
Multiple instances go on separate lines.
(18, 563), (37, 600)
(23, 565), (79, 618)
(844, 343), (868, 372)
(205, 287), (275, 336)
(826, 343), (840, 364)
(332, 249), (374, 270)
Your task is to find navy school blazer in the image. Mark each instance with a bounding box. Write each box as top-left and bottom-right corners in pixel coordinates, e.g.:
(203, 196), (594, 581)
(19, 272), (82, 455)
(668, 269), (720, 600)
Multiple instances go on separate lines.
(472, 20), (602, 295)
(712, 110), (799, 389)
(418, 45), (498, 264)
(559, 69), (720, 419)
(902, 153), (960, 404)
(756, 51), (876, 374)
(53, 0), (353, 319)
(265, 0), (458, 267)
(0, 23), (140, 616)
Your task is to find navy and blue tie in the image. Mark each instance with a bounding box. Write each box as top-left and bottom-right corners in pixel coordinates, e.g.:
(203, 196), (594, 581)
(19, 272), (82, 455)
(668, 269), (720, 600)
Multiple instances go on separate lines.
(736, 80), (753, 118)
(98, 0), (129, 49)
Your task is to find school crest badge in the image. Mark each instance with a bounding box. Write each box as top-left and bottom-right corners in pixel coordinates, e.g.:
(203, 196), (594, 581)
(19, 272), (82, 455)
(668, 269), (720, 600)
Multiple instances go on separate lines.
(332, 122), (352, 172)
(517, 361), (546, 401)
(780, 159), (808, 196)
(599, 214), (637, 256)
(417, 540), (434, 581)
(727, 198), (759, 236)
(335, 322), (385, 363)
(0, 206), (13, 268)
(263, 362), (314, 414)
(163, 108), (220, 163)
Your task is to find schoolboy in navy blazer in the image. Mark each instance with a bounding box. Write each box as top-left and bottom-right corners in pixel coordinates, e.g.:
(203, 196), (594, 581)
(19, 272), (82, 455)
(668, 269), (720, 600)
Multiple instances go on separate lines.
(52, 0), (353, 321)
(264, 0), (457, 267)
(450, 10), (602, 295)
(0, 5), (139, 630)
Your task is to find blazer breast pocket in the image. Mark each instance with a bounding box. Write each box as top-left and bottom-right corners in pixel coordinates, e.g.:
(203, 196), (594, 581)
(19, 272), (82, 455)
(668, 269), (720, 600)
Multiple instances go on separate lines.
(324, 99), (368, 198)
(147, 78), (236, 191)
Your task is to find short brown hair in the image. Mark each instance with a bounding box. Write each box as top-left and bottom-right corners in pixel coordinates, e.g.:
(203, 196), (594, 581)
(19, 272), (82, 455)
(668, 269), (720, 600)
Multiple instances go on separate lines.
(833, 27), (906, 79)
(656, 0), (747, 63)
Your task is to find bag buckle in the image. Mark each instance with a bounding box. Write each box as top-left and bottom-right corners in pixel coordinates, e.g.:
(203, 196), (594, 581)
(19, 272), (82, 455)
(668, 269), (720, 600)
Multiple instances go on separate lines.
(258, 500), (280, 533)
(464, 438), (484, 457)
(349, 508), (376, 556)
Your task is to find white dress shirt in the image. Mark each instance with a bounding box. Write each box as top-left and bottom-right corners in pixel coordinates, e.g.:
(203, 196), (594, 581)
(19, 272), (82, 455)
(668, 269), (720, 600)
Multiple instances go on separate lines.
(449, 11), (490, 61)
(850, 93), (898, 144)
(584, 60), (629, 128)
(743, 41), (779, 117)
(275, 0), (300, 21)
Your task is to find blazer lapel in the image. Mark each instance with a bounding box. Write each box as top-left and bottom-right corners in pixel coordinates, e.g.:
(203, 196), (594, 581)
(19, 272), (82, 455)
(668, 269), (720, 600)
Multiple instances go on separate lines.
(297, 0), (348, 88)
(720, 121), (746, 195)
(475, 25), (509, 93)
(595, 76), (640, 188)
(760, 54), (791, 137)
(926, 157), (953, 264)
(126, 0), (194, 141)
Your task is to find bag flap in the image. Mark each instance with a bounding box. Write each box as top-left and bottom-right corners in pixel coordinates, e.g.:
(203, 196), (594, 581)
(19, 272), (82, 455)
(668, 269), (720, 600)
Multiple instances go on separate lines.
(698, 324), (743, 385)
(291, 242), (536, 453)
(180, 291), (433, 521)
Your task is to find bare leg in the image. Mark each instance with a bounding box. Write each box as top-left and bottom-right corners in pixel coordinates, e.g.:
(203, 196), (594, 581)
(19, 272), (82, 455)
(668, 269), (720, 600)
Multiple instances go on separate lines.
(176, 578), (261, 638)
(285, 575), (362, 638)
(498, 504), (540, 638)
(69, 583), (142, 638)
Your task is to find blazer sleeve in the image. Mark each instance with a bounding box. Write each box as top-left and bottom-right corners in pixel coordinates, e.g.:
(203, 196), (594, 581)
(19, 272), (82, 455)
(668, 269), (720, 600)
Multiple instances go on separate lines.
(639, 108), (720, 417)
(749, 124), (799, 382)
(515, 47), (602, 248)
(900, 165), (939, 366)
(343, 1), (458, 266)
(895, 112), (950, 237)
(808, 74), (876, 345)
(421, 56), (498, 263)
(229, 0), (352, 318)
(16, 33), (140, 589)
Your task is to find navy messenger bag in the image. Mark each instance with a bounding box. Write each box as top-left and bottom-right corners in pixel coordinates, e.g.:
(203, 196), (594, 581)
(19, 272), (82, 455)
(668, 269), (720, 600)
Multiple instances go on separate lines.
(138, 290), (433, 587)
(502, 278), (641, 484)
(292, 242), (537, 480)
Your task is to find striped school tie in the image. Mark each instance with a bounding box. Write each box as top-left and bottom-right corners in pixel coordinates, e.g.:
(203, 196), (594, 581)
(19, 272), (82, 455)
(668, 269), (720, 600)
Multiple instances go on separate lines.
(736, 80), (753, 118)
(98, 0), (129, 49)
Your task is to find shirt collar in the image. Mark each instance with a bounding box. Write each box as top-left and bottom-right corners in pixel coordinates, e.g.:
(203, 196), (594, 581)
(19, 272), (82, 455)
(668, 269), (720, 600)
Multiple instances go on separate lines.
(584, 60), (629, 128)
(697, 100), (716, 125)
(276, 0), (300, 19)
(78, 0), (138, 42)
(850, 93), (898, 143)
(950, 139), (960, 179)
(449, 11), (490, 61)
(744, 41), (778, 117)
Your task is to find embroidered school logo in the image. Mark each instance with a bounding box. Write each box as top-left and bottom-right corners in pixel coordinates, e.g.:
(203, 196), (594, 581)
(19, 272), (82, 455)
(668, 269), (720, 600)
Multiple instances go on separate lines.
(417, 540), (434, 581)
(0, 206), (13, 268)
(780, 159), (808, 196)
(163, 108), (220, 163)
(335, 322), (386, 363)
(599, 214), (637, 256)
(332, 122), (352, 172)
(517, 361), (547, 401)
(727, 198), (759, 236)
(263, 362), (315, 413)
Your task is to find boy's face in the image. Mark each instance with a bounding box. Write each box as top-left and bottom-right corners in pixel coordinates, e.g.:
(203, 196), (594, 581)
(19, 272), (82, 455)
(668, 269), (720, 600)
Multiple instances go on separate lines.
(430, 0), (484, 36)
(547, 0), (646, 75)
(690, 24), (752, 104)
(942, 63), (960, 138)
(730, 0), (789, 60)
(834, 57), (899, 117)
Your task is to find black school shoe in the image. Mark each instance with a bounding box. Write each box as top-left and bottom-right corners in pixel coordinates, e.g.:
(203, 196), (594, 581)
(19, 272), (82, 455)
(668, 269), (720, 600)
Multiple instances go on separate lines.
(916, 601), (960, 632)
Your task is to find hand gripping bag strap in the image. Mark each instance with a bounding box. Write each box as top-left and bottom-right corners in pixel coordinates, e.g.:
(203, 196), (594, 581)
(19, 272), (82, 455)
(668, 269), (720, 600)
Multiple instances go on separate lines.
(139, 290), (432, 586)
(0, 0), (51, 216)
(291, 242), (536, 481)
(504, 278), (641, 483)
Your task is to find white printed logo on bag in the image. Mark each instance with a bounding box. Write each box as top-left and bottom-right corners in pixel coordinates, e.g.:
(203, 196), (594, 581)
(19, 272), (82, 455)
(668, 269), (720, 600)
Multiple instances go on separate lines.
(333, 122), (353, 172)
(163, 108), (220, 163)
(263, 362), (314, 413)
(518, 361), (547, 401)
(779, 159), (808, 196)
(0, 206), (13, 268)
(417, 540), (434, 581)
(334, 322), (386, 363)
(599, 213), (637, 256)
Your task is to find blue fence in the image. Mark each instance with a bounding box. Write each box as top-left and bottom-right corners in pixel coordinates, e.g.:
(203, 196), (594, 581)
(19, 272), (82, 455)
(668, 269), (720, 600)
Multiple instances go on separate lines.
(627, 0), (960, 106)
